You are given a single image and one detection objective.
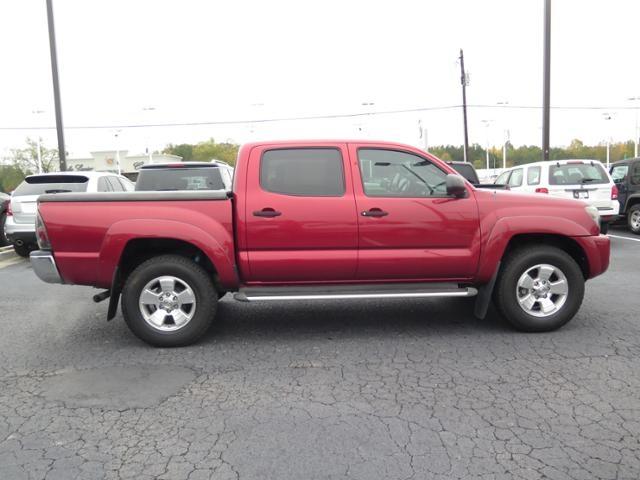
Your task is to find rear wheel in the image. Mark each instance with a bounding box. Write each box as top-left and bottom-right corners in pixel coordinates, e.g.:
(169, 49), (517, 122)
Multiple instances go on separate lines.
(628, 205), (640, 235)
(121, 255), (217, 347)
(599, 221), (609, 235)
(494, 246), (584, 332)
(13, 243), (31, 258)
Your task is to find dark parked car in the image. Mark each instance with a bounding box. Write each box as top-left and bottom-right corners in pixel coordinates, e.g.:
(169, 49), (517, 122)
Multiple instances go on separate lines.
(446, 161), (509, 189)
(610, 157), (640, 234)
(0, 192), (10, 246)
(135, 161), (234, 192)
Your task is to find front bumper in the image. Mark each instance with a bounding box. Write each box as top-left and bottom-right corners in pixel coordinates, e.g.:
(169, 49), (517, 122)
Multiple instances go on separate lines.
(4, 216), (36, 245)
(30, 250), (63, 284)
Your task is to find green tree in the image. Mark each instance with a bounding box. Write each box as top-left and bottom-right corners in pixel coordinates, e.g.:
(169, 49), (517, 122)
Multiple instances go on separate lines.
(10, 137), (59, 174)
(0, 164), (25, 193)
(163, 139), (240, 165)
(162, 143), (194, 161)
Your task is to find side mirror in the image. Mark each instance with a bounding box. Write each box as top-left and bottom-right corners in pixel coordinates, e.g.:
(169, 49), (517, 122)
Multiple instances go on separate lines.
(446, 174), (467, 197)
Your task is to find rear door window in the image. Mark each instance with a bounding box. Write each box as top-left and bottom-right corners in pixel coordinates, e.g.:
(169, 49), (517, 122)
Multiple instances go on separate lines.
(260, 148), (345, 196)
(610, 165), (629, 183)
(508, 168), (523, 187)
(13, 175), (89, 195)
(549, 163), (608, 185)
(527, 166), (541, 185)
(631, 163), (640, 185)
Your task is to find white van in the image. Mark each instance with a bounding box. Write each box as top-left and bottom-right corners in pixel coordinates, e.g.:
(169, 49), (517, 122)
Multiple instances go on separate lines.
(494, 159), (619, 233)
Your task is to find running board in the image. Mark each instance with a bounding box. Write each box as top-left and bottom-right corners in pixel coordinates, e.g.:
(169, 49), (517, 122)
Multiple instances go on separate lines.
(234, 283), (477, 302)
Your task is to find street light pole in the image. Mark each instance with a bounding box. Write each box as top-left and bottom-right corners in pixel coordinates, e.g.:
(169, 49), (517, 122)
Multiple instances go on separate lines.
(114, 130), (122, 175)
(142, 106), (156, 164)
(603, 113), (614, 168)
(32, 110), (44, 173)
(497, 101), (509, 169)
(45, 0), (66, 171)
(482, 119), (493, 173)
(629, 96), (640, 158)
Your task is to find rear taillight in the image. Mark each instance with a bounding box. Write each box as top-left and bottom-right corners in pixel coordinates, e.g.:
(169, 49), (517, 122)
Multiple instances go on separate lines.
(6, 202), (12, 216)
(611, 185), (618, 200)
(535, 187), (549, 194)
(35, 213), (51, 250)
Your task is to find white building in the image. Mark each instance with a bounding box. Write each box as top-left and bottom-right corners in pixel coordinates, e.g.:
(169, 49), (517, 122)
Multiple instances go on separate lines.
(67, 150), (182, 177)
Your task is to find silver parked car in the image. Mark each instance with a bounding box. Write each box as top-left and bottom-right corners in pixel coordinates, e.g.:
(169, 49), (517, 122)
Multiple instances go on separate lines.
(4, 171), (134, 257)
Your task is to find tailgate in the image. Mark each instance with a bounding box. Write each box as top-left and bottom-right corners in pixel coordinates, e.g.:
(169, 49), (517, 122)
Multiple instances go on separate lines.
(11, 195), (39, 224)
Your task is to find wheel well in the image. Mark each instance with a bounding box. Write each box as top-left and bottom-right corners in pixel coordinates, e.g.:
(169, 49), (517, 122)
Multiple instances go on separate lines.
(118, 238), (223, 291)
(502, 234), (589, 279)
(626, 197), (640, 213)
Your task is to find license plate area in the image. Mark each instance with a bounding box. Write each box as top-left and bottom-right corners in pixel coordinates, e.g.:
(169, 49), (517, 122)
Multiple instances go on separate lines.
(573, 190), (589, 199)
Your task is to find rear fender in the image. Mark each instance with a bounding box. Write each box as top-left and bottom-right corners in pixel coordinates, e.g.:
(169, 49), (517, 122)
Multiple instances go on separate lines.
(98, 218), (237, 288)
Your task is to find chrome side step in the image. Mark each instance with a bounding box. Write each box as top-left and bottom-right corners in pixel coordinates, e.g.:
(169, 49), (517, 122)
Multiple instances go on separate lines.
(234, 283), (477, 302)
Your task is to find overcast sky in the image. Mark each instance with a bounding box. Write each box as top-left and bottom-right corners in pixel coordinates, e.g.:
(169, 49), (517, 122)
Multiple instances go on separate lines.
(1, 0), (639, 158)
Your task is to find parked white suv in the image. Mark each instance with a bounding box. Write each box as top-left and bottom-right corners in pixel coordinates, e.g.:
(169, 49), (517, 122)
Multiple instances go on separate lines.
(4, 171), (134, 257)
(494, 159), (619, 233)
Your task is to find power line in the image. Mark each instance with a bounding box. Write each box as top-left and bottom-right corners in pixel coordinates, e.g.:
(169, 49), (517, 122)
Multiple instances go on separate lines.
(1, 104), (639, 131)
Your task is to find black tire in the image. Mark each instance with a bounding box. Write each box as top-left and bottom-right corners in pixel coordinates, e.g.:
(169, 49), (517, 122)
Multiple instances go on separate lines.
(0, 213), (8, 247)
(493, 246), (584, 332)
(627, 204), (640, 235)
(121, 255), (217, 347)
(599, 221), (609, 235)
(13, 243), (31, 258)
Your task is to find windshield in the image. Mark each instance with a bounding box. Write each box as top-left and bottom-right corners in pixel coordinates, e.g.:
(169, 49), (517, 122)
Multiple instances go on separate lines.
(549, 163), (608, 185)
(13, 175), (89, 196)
(135, 168), (225, 191)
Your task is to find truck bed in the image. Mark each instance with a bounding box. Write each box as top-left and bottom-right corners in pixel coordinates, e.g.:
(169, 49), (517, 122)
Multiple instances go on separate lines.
(38, 190), (236, 288)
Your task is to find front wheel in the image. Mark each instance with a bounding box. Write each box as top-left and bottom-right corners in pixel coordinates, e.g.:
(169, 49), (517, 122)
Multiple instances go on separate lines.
(493, 246), (584, 332)
(121, 255), (217, 347)
(628, 205), (640, 235)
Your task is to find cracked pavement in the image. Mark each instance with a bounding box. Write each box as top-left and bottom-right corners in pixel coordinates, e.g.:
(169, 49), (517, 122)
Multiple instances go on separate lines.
(1, 231), (639, 479)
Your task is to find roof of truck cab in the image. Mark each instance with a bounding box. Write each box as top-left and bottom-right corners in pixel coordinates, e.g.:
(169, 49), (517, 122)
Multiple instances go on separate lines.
(241, 139), (423, 148)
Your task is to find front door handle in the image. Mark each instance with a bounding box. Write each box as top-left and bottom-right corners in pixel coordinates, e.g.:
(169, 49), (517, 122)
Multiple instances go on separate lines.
(253, 208), (282, 218)
(361, 208), (389, 217)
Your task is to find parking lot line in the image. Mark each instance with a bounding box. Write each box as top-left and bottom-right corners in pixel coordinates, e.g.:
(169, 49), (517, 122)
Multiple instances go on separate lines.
(609, 234), (640, 242)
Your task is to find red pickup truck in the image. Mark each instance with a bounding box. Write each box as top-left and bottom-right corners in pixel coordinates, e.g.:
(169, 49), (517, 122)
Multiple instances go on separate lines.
(30, 140), (610, 347)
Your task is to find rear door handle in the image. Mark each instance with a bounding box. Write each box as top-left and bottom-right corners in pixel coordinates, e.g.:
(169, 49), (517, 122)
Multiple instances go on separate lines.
(361, 208), (389, 217)
(253, 208), (282, 218)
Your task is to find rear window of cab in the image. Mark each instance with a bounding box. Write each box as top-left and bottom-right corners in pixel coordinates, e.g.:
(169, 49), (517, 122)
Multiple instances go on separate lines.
(549, 163), (608, 185)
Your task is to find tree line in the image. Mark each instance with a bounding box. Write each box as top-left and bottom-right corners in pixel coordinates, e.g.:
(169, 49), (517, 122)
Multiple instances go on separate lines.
(429, 139), (637, 169)
(1, 137), (637, 193)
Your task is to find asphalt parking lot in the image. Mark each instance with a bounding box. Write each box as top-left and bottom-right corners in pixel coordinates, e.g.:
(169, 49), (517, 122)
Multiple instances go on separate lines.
(1, 229), (639, 480)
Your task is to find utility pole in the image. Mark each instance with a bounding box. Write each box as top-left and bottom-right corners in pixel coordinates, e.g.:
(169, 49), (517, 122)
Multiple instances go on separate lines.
(459, 49), (470, 163)
(542, 0), (551, 161)
(46, 0), (66, 171)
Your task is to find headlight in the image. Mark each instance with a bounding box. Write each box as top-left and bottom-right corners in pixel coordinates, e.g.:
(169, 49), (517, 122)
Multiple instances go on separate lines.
(584, 205), (600, 228)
